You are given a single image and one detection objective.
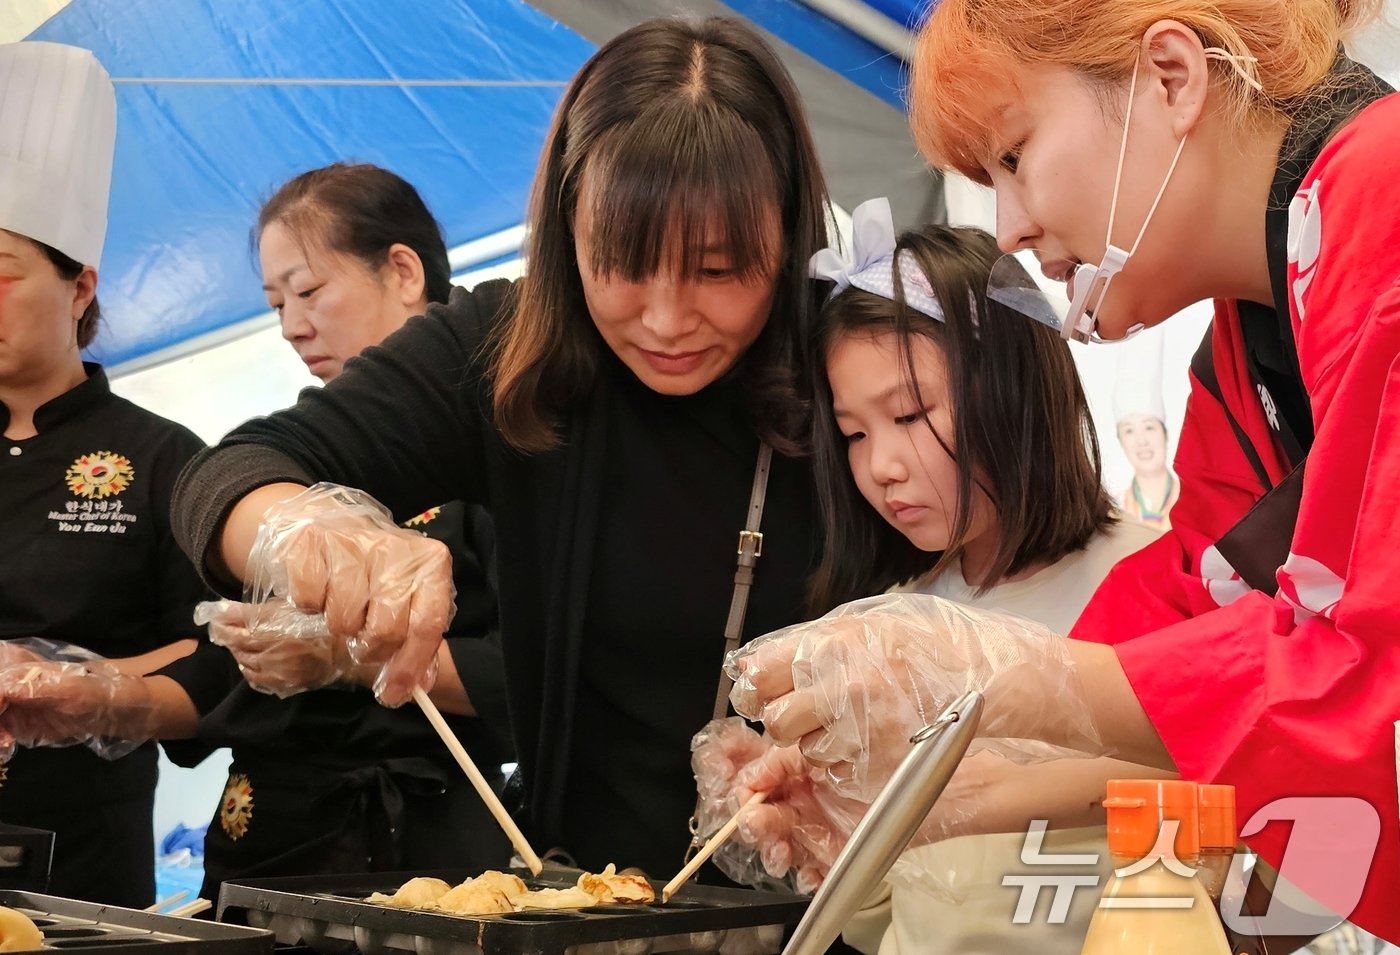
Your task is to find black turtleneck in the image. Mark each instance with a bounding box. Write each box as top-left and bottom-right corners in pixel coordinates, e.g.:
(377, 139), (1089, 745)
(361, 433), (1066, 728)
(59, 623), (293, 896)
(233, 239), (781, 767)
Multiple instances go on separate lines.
(171, 280), (822, 877)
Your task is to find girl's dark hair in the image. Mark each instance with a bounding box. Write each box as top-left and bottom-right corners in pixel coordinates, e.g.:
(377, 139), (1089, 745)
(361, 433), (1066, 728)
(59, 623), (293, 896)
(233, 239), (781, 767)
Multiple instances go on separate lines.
(257, 163), (452, 305)
(491, 16), (831, 454)
(808, 226), (1114, 612)
(36, 241), (101, 349)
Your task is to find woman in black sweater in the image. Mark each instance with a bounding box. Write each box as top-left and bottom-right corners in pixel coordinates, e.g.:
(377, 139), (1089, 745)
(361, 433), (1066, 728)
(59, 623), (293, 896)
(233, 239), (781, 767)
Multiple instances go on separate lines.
(169, 16), (830, 878)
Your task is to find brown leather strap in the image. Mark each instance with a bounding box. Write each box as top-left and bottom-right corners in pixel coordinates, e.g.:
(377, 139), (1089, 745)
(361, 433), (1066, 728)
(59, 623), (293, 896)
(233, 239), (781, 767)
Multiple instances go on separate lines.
(710, 443), (773, 721)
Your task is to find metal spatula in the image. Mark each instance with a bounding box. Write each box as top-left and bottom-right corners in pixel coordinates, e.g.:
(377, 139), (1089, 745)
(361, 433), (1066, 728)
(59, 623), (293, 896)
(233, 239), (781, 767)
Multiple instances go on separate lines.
(780, 691), (985, 955)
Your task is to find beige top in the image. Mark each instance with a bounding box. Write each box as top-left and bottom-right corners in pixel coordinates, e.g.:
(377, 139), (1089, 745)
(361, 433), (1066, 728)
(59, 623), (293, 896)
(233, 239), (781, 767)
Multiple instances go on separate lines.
(844, 518), (1161, 955)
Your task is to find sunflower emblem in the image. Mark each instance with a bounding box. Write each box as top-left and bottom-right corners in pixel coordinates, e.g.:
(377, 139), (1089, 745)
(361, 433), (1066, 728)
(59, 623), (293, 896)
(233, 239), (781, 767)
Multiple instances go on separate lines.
(404, 506), (442, 527)
(219, 773), (254, 840)
(65, 451), (134, 499)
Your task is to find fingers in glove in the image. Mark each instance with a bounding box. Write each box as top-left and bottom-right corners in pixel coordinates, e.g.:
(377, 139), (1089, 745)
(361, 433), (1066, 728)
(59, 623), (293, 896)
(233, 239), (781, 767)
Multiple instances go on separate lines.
(320, 533), (371, 639)
(375, 546), (452, 705)
(760, 686), (826, 749)
(727, 636), (799, 719)
(280, 524), (331, 615)
(735, 743), (807, 796)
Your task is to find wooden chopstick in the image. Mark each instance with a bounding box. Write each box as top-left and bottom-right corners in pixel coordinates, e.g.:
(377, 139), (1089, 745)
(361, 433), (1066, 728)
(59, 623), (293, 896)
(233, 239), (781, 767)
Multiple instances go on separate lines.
(144, 891), (187, 913)
(166, 899), (212, 919)
(661, 791), (768, 902)
(412, 686), (543, 875)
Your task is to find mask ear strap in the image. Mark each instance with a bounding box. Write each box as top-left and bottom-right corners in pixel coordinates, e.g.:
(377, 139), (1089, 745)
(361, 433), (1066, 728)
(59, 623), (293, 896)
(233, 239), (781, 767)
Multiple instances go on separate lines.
(1106, 48), (1192, 259)
(1126, 133), (1188, 257)
(1203, 47), (1265, 93)
(1103, 56), (1143, 252)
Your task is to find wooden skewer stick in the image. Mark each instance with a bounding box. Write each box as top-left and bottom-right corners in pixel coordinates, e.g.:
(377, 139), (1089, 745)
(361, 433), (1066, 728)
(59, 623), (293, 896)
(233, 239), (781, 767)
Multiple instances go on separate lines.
(167, 899), (212, 919)
(661, 791), (768, 902)
(144, 891), (188, 913)
(413, 686), (543, 875)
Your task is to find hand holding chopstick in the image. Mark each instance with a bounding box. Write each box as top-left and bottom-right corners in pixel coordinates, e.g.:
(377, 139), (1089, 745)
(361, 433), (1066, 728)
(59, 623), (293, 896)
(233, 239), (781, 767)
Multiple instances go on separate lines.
(412, 686), (543, 875)
(662, 791), (768, 902)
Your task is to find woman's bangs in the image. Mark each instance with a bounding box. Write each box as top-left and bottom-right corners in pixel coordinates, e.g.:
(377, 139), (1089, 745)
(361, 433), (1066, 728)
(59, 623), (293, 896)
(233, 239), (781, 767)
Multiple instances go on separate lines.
(579, 108), (782, 283)
(910, 15), (1020, 183)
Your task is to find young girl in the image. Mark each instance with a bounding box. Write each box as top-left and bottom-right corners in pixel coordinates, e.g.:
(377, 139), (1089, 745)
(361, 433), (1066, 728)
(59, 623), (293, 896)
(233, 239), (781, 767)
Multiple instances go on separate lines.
(696, 200), (1167, 954)
(731, 0), (1400, 942)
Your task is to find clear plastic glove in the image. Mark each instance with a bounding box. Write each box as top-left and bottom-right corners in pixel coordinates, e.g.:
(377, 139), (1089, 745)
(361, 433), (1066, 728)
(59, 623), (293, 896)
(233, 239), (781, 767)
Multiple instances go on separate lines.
(691, 717), (856, 893)
(726, 593), (1103, 801)
(244, 483), (456, 705)
(193, 599), (394, 698)
(693, 716), (1064, 895)
(0, 639), (158, 762)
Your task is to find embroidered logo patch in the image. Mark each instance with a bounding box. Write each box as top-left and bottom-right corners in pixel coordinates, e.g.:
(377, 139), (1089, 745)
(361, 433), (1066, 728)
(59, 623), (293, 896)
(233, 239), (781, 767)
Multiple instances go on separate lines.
(404, 506), (442, 527)
(65, 451), (134, 499)
(219, 773), (254, 840)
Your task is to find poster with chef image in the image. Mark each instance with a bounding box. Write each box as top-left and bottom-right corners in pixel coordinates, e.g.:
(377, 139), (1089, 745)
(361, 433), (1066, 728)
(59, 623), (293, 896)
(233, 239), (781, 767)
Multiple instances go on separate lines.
(1055, 300), (1212, 533)
(1110, 324), (1179, 529)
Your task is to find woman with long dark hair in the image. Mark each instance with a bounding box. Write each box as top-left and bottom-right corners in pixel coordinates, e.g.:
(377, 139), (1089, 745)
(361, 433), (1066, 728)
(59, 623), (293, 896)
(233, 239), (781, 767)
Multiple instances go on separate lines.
(164, 17), (831, 877)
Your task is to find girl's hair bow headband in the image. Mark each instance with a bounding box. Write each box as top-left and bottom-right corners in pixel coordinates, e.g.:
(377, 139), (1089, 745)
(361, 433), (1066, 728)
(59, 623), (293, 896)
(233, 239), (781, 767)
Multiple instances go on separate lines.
(808, 197), (945, 323)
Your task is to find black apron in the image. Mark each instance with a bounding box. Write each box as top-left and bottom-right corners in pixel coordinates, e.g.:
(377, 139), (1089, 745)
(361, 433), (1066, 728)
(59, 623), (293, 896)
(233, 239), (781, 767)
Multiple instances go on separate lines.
(199, 752), (510, 899)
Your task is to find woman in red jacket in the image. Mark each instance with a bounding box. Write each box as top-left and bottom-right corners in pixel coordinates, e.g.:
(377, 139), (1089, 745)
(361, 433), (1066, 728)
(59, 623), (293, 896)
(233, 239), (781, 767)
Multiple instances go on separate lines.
(726, 0), (1400, 943)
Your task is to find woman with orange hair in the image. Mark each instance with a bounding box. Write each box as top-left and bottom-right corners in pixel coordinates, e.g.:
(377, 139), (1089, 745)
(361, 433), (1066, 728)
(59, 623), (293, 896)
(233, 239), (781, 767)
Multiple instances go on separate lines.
(724, 0), (1400, 944)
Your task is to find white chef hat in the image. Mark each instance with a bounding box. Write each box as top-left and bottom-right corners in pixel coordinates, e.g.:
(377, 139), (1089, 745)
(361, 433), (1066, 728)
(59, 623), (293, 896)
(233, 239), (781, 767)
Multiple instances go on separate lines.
(0, 41), (117, 269)
(1111, 322), (1168, 424)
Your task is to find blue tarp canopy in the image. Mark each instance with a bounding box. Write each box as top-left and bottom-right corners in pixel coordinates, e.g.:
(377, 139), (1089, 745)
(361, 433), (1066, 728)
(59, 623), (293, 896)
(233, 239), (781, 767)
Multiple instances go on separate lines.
(29, 0), (930, 371)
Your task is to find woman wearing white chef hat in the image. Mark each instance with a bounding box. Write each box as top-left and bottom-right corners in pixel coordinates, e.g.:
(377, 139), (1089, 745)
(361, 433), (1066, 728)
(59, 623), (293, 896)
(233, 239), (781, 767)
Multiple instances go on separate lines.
(0, 41), (210, 906)
(1110, 325), (1180, 529)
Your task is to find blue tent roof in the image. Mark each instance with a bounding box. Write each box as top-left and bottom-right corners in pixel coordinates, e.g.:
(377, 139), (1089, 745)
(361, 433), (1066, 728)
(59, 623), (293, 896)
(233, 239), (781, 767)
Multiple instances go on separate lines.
(862, 0), (929, 28)
(29, 0), (918, 370)
(30, 0), (592, 368)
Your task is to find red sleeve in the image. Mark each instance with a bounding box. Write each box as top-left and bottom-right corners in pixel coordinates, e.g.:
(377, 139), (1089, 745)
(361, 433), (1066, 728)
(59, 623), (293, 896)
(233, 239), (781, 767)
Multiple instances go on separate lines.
(1072, 300), (1286, 643)
(1075, 94), (1400, 942)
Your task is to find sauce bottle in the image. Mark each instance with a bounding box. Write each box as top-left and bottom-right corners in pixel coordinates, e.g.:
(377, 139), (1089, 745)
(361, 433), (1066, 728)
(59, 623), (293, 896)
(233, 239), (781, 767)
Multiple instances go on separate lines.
(1080, 779), (1231, 954)
(1197, 783), (1237, 903)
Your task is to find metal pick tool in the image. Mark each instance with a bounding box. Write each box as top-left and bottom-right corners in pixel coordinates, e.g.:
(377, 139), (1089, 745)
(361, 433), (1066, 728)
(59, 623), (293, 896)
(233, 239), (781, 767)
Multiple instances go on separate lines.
(780, 691), (984, 955)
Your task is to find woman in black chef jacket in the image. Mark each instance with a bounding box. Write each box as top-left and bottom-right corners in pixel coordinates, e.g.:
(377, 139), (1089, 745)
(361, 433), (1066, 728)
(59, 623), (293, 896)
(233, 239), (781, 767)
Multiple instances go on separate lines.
(0, 41), (207, 907)
(152, 162), (513, 897)
(166, 17), (831, 880)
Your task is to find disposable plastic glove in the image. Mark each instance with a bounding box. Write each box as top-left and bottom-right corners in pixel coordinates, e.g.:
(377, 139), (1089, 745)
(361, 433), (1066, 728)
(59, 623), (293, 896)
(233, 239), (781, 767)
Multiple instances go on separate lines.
(726, 593), (1103, 801)
(193, 599), (392, 697)
(244, 482), (455, 705)
(0, 639), (158, 761)
(690, 717), (854, 893)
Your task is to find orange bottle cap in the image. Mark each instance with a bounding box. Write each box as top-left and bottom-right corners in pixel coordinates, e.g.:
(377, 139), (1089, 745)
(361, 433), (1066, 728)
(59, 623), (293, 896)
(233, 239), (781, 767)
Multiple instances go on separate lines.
(1198, 784), (1237, 849)
(1103, 779), (1201, 862)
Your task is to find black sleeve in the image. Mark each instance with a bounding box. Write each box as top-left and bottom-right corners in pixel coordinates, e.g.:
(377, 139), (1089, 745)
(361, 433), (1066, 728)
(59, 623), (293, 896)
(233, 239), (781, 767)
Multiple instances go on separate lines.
(152, 640), (241, 717)
(416, 501), (513, 759)
(447, 630), (513, 760)
(171, 282), (511, 594)
(150, 422), (217, 642)
(148, 423), (231, 768)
